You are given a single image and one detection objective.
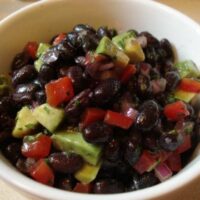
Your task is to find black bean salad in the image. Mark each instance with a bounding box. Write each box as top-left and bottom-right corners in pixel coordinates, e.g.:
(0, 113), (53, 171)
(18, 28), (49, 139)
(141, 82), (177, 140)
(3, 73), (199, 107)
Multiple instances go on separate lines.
(0, 24), (200, 194)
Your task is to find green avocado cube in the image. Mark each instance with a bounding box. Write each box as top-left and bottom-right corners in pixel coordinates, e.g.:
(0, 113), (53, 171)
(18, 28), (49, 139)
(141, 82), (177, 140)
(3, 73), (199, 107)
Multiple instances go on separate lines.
(124, 38), (145, 63)
(12, 106), (38, 138)
(36, 43), (51, 58)
(175, 60), (200, 78)
(96, 36), (129, 68)
(51, 130), (102, 165)
(75, 162), (101, 184)
(34, 43), (51, 72)
(112, 30), (136, 49)
(33, 103), (65, 132)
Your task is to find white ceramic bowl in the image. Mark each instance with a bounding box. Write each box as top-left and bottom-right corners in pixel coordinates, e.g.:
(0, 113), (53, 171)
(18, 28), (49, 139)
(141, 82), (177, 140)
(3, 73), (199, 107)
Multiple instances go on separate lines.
(0, 0), (200, 199)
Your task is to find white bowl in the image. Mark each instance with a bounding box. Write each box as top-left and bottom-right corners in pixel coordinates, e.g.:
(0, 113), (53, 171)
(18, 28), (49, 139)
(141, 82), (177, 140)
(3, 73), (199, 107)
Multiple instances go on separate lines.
(0, 0), (200, 199)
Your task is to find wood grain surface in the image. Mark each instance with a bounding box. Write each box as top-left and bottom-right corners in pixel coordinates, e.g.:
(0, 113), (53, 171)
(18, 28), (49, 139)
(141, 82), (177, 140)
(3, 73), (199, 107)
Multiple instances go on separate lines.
(0, 0), (200, 199)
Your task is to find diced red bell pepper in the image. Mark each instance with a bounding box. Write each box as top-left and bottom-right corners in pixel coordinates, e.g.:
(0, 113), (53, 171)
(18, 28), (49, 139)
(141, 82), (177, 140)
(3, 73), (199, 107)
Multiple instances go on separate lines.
(24, 41), (38, 59)
(53, 33), (66, 46)
(163, 101), (190, 121)
(120, 64), (137, 84)
(45, 77), (74, 107)
(104, 110), (134, 129)
(133, 150), (157, 174)
(30, 159), (54, 186)
(175, 134), (191, 154)
(21, 135), (52, 159)
(81, 108), (106, 128)
(73, 183), (92, 193)
(166, 153), (182, 172)
(178, 78), (200, 93)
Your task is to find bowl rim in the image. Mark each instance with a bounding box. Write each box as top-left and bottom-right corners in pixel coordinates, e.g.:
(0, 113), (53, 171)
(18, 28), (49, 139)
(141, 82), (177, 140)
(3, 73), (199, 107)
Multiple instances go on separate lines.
(0, 0), (200, 199)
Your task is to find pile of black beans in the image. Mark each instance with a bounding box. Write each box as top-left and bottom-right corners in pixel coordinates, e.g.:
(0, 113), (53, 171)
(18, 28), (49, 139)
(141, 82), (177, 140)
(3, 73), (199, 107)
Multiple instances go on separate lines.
(0, 24), (199, 194)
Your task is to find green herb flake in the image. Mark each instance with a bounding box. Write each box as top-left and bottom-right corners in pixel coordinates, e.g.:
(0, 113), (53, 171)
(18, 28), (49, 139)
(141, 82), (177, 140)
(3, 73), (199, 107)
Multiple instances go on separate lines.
(75, 100), (81, 107)
(25, 123), (35, 129)
(44, 106), (50, 114)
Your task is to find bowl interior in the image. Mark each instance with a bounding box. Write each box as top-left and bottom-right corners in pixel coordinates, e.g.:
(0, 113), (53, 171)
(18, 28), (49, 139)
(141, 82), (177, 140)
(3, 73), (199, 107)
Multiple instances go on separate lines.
(0, 0), (200, 199)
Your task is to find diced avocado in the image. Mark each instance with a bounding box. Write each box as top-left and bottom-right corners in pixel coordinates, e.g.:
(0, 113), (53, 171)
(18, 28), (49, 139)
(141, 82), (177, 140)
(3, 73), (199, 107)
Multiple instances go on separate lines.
(175, 60), (200, 78)
(174, 89), (196, 103)
(112, 30), (136, 49)
(124, 38), (145, 63)
(36, 43), (51, 58)
(0, 75), (11, 97)
(75, 162), (101, 184)
(51, 130), (102, 165)
(12, 106), (38, 138)
(33, 103), (65, 132)
(96, 36), (129, 68)
(34, 43), (51, 72)
(34, 58), (43, 72)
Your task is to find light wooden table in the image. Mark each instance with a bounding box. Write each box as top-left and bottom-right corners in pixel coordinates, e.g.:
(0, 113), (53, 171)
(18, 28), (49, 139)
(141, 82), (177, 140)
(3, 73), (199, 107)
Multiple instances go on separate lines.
(0, 0), (200, 199)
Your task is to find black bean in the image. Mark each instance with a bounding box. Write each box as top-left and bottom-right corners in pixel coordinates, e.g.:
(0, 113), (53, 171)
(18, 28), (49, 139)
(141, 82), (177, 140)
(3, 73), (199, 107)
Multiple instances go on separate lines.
(38, 64), (56, 85)
(124, 136), (142, 166)
(93, 179), (124, 194)
(160, 39), (175, 62)
(165, 71), (180, 92)
(97, 26), (110, 39)
(48, 152), (83, 173)
(15, 83), (39, 95)
(57, 176), (75, 191)
(143, 133), (159, 152)
(59, 66), (85, 93)
(16, 157), (37, 174)
(3, 142), (21, 164)
(83, 121), (113, 144)
(93, 78), (121, 106)
(0, 96), (15, 115)
(109, 29), (118, 38)
(56, 41), (76, 62)
(139, 32), (159, 46)
(73, 24), (96, 33)
(81, 33), (99, 52)
(42, 49), (61, 67)
(32, 79), (43, 89)
(0, 114), (14, 131)
(35, 90), (46, 104)
(66, 32), (82, 49)
(136, 74), (152, 99)
(128, 172), (159, 191)
(103, 139), (120, 162)
(135, 100), (159, 131)
(11, 52), (30, 71)
(12, 65), (37, 86)
(0, 131), (11, 146)
(159, 133), (183, 151)
(75, 56), (86, 66)
(65, 89), (92, 118)
(12, 92), (32, 105)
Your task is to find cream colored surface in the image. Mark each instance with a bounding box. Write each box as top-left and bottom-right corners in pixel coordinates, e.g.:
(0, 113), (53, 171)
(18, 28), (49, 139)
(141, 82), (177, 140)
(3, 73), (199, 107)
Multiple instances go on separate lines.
(0, 0), (200, 199)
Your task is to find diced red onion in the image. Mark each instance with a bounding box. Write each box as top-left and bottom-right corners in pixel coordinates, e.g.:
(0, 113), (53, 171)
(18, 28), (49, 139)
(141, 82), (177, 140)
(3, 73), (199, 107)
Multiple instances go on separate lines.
(151, 78), (167, 94)
(98, 62), (115, 71)
(154, 163), (172, 182)
(136, 36), (148, 48)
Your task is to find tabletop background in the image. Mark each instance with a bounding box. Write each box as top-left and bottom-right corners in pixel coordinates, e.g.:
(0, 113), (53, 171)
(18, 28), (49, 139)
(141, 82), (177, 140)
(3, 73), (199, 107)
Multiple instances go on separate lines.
(0, 0), (200, 199)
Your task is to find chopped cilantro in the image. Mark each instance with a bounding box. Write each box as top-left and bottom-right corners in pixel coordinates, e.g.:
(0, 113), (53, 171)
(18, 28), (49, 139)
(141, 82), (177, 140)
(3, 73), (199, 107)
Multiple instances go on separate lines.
(44, 106), (50, 114)
(25, 123), (35, 129)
